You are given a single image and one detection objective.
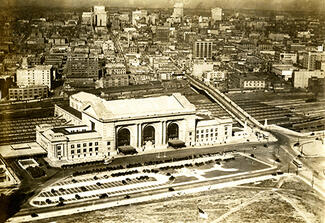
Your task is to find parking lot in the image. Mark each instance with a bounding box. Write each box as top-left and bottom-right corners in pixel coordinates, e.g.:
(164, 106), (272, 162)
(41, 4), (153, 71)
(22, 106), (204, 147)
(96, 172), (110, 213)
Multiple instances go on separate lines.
(30, 153), (274, 208)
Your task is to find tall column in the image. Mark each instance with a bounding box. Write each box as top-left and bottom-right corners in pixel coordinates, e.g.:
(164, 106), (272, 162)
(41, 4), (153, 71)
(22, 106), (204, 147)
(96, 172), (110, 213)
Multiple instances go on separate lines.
(136, 124), (139, 147)
(163, 121), (167, 145)
(138, 124), (142, 148)
(161, 121), (164, 145)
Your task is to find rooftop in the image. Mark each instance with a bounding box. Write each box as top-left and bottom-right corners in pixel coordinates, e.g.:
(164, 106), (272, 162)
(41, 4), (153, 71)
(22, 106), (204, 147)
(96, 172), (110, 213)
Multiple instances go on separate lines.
(79, 92), (196, 121)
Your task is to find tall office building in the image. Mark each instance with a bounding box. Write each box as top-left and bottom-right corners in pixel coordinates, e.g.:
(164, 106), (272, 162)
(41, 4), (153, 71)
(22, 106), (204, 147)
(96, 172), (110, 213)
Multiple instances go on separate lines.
(211, 7), (222, 22)
(92, 5), (107, 27)
(66, 54), (99, 80)
(172, 2), (184, 18)
(303, 51), (325, 71)
(16, 65), (53, 89)
(193, 41), (213, 59)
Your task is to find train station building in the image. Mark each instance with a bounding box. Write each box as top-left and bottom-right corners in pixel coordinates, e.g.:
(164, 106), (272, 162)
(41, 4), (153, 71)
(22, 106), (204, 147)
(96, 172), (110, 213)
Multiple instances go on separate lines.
(36, 92), (233, 166)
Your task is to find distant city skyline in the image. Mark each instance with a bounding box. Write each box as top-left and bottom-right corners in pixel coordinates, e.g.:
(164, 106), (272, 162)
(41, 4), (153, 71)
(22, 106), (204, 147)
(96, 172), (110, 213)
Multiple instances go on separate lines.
(1, 0), (325, 12)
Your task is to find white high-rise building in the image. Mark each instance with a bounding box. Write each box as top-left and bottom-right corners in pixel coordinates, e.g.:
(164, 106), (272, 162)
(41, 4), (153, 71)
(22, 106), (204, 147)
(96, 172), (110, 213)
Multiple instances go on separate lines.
(93, 5), (107, 27)
(211, 7), (222, 22)
(16, 65), (53, 89)
(172, 2), (184, 18)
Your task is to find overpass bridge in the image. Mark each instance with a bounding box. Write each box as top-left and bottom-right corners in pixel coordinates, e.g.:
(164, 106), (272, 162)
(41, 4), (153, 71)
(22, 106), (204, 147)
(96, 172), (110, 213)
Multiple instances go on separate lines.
(186, 74), (265, 130)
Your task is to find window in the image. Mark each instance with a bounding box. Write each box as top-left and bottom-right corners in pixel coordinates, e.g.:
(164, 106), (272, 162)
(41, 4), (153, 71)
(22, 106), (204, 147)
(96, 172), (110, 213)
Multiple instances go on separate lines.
(95, 142), (98, 146)
(77, 149), (81, 153)
(89, 142), (92, 146)
(107, 141), (110, 146)
(89, 148), (93, 152)
(72, 155), (74, 159)
(83, 143), (87, 147)
(77, 144), (81, 148)
(83, 149), (87, 153)
(189, 132), (192, 136)
(206, 129), (209, 133)
(95, 147), (98, 152)
(71, 150), (75, 154)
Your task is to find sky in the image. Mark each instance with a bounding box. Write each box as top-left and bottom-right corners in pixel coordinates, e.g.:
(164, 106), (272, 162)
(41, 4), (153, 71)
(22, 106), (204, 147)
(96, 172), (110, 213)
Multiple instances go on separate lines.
(1, 0), (324, 11)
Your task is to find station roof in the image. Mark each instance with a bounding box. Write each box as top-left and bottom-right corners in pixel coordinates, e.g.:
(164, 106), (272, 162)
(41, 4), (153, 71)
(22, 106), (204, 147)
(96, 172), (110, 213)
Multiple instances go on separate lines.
(79, 92), (196, 121)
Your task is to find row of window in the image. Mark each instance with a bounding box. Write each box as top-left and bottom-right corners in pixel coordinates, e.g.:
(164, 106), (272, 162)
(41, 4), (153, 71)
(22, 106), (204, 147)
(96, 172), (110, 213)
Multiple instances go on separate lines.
(71, 142), (98, 148)
(71, 152), (98, 159)
(196, 132), (218, 138)
(196, 137), (218, 142)
(196, 128), (218, 134)
(71, 147), (99, 154)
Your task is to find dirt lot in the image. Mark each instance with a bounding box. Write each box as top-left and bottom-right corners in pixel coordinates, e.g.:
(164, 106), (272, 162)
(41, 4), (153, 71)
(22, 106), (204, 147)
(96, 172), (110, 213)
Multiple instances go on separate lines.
(52, 175), (325, 223)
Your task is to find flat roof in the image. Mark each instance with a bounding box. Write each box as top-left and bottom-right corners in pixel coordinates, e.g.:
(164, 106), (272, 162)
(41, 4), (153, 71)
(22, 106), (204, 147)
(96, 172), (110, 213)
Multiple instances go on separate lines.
(52, 126), (96, 135)
(0, 142), (47, 158)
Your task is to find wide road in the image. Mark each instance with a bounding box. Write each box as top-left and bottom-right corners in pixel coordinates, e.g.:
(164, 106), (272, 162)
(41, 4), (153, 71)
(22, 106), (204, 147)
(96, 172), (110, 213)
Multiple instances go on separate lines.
(270, 130), (325, 197)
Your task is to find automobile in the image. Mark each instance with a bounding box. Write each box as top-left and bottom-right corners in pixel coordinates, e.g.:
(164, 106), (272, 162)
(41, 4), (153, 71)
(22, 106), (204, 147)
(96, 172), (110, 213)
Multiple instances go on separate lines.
(124, 195), (131, 199)
(99, 193), (108, 199)
(80, 186), (87, 192)
(96, 182), (101, 186)
(75, 194), (81, 199)
(59, 188), (65, 192)
(168, 187), (175, 191)
(57, 201), (65, 207)
(31, 213), (38, 217)
(293, 142), (300, 147)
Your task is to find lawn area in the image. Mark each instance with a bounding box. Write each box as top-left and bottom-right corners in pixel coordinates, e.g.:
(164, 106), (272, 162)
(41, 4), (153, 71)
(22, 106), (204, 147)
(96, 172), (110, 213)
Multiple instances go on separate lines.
(52, 176), (324, 223)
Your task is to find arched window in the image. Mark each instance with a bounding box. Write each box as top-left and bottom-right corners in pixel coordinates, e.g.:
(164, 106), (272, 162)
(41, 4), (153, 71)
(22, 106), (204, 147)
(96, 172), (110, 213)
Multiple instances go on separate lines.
(142, 125), (155, 145)
(167, 122), (179, 141)
(117, 128), (130, 147)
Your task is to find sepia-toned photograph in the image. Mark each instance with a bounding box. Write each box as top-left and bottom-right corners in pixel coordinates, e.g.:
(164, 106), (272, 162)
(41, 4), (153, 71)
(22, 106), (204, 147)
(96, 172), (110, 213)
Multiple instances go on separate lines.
(0, 0), (324, 222)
